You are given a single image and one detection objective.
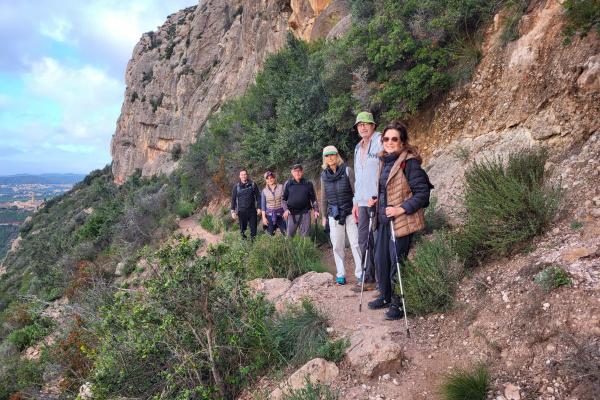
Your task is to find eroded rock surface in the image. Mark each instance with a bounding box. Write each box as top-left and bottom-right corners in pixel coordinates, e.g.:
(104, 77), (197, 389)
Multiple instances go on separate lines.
(346, 324), (404, 377)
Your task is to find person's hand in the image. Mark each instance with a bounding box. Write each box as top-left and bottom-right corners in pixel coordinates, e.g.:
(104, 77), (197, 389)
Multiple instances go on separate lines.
(352, 204), (359, 223)
(321, 217), (327, 227)
(385, 206), (405, 218)
(314, 211), (320, 219)
(367, 198), (378, 208)
(257, 209), (262, 216)
(283, 210), (290, 219)
(262, 216), (268, 226)
(231, 211), (237, 220)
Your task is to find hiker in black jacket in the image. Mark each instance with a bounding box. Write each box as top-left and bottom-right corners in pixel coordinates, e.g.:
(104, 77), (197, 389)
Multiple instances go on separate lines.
(282, 164), (319, 237)
(230, 169), (261, 239)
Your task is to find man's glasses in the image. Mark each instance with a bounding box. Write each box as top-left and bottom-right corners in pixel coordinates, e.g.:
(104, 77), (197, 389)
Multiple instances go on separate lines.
(382, 136), (400, 143)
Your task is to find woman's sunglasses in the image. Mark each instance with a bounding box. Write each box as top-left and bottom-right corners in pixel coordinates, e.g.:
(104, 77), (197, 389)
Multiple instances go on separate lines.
(382, 136), (400, 143)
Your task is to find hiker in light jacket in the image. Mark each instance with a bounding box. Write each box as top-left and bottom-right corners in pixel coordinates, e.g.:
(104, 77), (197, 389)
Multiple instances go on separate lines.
(282, 164), (319, 238)
(260, 171), (286, 235)
(367, 121), (432, 320)
(320, 146), (362, 286)
(230, 169), (261, 240)
(350, 111), (382, 292)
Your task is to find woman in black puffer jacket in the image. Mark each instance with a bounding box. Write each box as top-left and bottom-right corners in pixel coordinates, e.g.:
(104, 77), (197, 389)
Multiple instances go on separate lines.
(320, 145), (362, 286)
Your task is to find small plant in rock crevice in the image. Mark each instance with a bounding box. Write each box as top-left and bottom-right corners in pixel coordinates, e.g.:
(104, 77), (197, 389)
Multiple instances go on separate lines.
(534, 266), (572, 292)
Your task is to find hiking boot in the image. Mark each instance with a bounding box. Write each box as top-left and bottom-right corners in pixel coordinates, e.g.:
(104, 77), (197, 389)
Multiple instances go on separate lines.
(367, 297), (390, 310)
(335, 277), (347, 285)
(350, 282), (377, 293)
(384, 305), (405, 320)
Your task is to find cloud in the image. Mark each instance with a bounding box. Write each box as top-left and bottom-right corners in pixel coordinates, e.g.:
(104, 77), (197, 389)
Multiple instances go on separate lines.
(0, 0), (197, 174)
(40, 17), (74, 43)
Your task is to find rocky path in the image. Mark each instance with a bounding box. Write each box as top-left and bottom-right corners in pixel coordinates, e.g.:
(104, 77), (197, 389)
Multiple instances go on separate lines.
(248, 216), (600, 400)
(177, 214), (223, 255)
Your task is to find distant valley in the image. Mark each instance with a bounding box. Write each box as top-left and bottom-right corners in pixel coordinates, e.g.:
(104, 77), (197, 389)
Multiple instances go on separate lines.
(0, 173), (85, 259)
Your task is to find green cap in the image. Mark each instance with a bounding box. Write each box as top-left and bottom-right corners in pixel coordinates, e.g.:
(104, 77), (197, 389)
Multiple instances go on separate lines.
(354, 111), (376, 127)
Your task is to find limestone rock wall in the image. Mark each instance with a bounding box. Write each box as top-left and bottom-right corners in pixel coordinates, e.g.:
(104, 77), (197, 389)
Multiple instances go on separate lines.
(111, 0), (346, 184)
(408, 0), (600, 216)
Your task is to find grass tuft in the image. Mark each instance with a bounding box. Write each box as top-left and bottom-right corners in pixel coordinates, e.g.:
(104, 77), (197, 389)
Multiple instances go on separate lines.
(440, 364), (489, 400)
(273, 300), (329, 366)
(281, 379), (339, 400)
(247, 235), (326, 280)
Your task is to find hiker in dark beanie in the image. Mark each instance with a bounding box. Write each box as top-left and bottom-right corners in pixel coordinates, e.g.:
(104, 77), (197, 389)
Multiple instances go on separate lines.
(231, 169), (261, 240)
(282, 164), (319, 237)
(367, 121), (432, 320)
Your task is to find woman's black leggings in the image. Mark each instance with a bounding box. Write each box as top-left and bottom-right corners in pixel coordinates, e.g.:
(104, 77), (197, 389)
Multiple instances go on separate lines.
(374, 216), (413, 305)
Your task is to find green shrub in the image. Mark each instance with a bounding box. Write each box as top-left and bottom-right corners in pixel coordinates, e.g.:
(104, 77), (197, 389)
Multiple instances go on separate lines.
(440, 364), (489, 400)
(317, 337), (349, 363)
(7, 319), (51, 351)
(273, 300), (329, 366)
(403, 232), (462, 315)
(247, 235), (326, 280)
(281, 379), (339, 400)
(571, 220), (584, 230)
(454, 148), (560, 266)
(534, 266), (572, 292)
(199, 211), (224, 234)
(176, 200), (195, 218)
(563, 0), (600, 42)
(0, 356), (44, 399)
(90, 238), (281, 399)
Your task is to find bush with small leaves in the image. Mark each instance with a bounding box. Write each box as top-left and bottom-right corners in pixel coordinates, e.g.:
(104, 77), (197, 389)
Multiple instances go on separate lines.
(534, 266), (571, 292)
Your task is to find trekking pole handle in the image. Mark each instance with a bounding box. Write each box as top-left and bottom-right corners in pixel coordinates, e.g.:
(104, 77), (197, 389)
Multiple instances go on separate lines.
(368, 195), (377, 218)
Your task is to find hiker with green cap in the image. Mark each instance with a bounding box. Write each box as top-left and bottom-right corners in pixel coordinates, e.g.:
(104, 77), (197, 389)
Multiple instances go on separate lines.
(320, 145), (362, 286)
(351, 111), (382, 292)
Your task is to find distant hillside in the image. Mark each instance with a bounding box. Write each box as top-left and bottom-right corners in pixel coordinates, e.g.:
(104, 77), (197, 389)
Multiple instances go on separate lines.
(0, 173), (85, 185)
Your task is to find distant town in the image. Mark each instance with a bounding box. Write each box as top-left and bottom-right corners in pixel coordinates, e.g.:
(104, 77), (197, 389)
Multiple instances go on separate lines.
(0, 173), (86, 258)
(0, 174), (85, 210)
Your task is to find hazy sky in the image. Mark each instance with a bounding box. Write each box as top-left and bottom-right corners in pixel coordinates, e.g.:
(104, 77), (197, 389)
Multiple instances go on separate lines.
(0, 0), (197, 175)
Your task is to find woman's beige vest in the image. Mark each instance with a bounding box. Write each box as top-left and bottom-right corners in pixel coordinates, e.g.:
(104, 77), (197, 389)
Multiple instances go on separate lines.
(382, 150), (426, 237)
(263, 184), (283, 209)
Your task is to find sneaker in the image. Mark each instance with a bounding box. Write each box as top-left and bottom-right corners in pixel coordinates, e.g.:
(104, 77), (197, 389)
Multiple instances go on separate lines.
(384, 305), (405, 320)
(367, 297), (390, 310)
(335, 277), (346, 285)
(350, 282), (377, 293)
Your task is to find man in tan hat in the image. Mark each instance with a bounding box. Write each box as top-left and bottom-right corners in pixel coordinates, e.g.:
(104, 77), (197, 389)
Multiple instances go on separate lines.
(351, 111), (382, 291)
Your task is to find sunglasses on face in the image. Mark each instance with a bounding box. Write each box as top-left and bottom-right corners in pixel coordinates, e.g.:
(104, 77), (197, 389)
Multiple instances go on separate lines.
(382, 136), (400, 143)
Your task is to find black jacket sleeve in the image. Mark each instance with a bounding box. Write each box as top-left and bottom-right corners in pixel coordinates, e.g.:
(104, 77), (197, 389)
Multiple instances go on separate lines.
(400, 159), (432, 215)
(231, 184), (238, 212)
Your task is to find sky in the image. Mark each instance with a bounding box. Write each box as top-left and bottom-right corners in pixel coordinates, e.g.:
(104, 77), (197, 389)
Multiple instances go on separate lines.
(0, 0), (197, 175)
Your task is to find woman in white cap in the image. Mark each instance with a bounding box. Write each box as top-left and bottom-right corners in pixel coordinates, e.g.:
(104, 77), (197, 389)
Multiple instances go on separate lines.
(320, 145), (362, 285)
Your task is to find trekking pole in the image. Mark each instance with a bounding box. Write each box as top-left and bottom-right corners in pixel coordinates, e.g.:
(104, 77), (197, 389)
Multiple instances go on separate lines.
(389, 219), (411, 337)
(359, 197), (377, 312)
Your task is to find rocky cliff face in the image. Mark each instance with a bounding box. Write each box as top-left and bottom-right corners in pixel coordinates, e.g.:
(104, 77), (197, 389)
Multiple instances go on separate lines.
(409, 0), (600, 217)
(111, 0), (345, 184)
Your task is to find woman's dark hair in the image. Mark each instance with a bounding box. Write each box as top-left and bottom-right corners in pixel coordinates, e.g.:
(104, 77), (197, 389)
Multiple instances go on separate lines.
(382, 121), (409, 144)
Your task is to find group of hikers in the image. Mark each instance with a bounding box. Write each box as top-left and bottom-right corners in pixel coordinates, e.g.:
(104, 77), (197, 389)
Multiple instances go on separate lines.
(230, 111), (433, 321)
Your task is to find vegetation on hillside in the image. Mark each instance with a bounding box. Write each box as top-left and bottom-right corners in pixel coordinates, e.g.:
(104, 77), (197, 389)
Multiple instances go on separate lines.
(176, 0), (504, 196)
(0, 0), (575, 397)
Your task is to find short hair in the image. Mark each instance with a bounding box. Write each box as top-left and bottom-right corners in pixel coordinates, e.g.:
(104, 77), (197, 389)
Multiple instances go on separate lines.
(382, 121), (409, 144)
(291, 164), (303, 171)
(239, 168), (248, 174)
